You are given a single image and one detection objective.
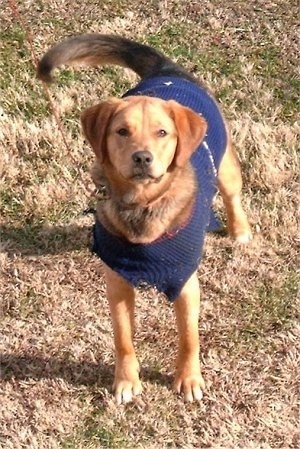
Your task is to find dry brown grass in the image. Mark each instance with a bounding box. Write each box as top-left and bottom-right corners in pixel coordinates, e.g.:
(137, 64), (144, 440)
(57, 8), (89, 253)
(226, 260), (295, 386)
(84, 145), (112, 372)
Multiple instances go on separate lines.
(1, 0), (299, 448)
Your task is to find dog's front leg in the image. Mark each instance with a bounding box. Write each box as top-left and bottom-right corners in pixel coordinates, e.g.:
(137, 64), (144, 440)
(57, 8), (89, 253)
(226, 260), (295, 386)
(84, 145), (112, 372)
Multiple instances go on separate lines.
(104, 264), (142, 404)
(173, 271), (205, 402)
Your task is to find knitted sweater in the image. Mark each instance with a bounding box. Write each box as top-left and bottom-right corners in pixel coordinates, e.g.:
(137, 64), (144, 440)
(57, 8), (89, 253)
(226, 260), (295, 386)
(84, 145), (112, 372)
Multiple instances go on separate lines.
(93, 76), (227, 301)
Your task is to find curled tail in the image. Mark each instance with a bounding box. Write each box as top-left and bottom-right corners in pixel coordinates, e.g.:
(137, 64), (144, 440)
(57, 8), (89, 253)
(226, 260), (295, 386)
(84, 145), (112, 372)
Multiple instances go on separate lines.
(37, 34), (193, 83)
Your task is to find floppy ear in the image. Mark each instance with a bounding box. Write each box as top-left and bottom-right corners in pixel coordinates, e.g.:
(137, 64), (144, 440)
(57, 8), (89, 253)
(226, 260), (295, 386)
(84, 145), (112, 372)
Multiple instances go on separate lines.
(81, 98), (122, 161)
(168, 100), (207, 167)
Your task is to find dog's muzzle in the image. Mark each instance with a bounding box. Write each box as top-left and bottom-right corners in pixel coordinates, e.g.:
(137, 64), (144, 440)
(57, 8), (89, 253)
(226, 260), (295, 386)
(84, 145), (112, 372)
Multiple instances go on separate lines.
(132, 150), (153, 168)
(131, 150), (156, 180)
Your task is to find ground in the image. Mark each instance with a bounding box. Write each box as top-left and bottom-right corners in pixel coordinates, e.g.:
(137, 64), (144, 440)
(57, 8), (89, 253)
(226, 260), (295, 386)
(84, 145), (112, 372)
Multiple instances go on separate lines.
(0, 0), (299, 448)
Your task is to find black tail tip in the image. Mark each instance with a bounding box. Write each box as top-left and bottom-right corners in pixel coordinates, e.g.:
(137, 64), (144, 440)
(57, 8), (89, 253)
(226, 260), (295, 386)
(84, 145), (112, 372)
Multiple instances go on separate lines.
(36, 59), (53, 83)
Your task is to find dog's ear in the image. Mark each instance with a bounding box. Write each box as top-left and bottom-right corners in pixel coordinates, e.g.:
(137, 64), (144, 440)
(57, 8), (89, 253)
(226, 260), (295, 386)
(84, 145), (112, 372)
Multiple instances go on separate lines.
(168, 100), (207, 167)
(81, 99), (122, 162)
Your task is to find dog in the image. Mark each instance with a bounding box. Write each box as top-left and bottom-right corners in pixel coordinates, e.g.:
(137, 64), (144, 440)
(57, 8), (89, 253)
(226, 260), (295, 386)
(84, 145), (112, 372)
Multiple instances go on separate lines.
(37, 34), (252, 404)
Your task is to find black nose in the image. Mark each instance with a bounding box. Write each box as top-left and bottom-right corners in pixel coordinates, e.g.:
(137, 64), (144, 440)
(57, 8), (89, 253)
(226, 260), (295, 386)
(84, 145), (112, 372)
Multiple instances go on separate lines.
(132, 150), (153, 167)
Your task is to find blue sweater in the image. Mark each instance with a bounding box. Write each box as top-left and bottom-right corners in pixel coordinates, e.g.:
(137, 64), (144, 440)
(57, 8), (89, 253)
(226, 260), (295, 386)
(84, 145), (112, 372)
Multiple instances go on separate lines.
(93, 77), (227, 301)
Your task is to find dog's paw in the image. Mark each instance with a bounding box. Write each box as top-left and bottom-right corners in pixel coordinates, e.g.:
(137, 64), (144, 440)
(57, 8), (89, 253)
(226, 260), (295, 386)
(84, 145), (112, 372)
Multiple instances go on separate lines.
(234, 231), (253, 244)
(229, 216), (252, 244)
(174, 373), (205, 402)
(113, 355), (142, 404)
(113, 378), (142, 405)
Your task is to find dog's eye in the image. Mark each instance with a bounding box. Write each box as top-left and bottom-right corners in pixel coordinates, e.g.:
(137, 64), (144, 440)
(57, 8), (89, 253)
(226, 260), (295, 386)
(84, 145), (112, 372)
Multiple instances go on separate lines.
(157, 129), (167, 137)
(117, 128), (129, 137)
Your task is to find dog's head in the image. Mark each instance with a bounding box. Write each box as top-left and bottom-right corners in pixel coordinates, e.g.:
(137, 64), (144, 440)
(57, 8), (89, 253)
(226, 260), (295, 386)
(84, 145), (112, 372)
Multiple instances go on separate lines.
(81, 96), (207, 185)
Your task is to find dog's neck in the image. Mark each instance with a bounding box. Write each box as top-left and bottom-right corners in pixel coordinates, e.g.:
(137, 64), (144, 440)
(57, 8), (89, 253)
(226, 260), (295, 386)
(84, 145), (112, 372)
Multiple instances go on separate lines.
(114, 174), (176, 210)
(94, 163), (197, 244)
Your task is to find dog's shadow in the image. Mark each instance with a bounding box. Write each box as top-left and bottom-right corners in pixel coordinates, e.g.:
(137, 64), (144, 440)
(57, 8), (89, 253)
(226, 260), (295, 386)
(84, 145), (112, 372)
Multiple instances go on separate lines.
(0, 353), (171, 395)
(1, 221), (228, 258)
(0, 353), (112, 388)
(0, 221), (93, 256)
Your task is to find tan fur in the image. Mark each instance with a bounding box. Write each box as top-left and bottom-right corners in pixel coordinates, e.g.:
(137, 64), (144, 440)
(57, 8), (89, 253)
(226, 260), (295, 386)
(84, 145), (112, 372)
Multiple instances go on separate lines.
(38, 34), (252, 403)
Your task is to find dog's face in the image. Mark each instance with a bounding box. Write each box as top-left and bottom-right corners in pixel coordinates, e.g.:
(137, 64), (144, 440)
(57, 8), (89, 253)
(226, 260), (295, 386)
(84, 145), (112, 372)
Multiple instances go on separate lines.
(106, 97), (178, 182)
(81, 96), (207, 186)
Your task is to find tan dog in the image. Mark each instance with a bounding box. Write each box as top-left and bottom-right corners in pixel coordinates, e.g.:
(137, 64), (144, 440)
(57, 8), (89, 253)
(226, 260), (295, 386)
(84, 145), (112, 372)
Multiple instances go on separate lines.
(38, 35), (252, 404)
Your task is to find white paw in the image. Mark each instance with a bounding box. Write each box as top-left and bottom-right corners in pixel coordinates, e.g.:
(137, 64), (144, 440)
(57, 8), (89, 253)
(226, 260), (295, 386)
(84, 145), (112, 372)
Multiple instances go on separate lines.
(114, 380), (142, 405)
(174, 373), (205, 402)
(235, 232), (252, 244)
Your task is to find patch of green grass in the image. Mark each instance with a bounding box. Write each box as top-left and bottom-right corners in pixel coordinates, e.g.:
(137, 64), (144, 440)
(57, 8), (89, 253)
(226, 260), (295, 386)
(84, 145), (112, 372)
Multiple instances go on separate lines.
(99, 67), (134, 96)
(144, 25), (246, 102)
(61, 418), (130, 449)
(10, 287), (45, 319)
(0, 188), (83, 230)
(251, 45), (300, 120)
(44, 200), (81, 223)
(15, 96), (49, 120)
(145, 22), (299, 121)
(54, 69), (91, 88)
(231, 274), (298, 348)
(0, 27), (27, 89)
(146, 24), (192, 53)
(256, 46), (282, 78)
(0, 25), (49, 118)
(0, 189), (24, 218)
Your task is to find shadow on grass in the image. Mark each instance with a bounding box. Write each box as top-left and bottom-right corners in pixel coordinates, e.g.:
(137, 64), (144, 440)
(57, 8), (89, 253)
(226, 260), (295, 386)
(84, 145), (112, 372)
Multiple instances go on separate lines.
(0, 219), (227, 257)
(0, 223), (92, 256)
(0, 353), (171, 389)
(0, 353), (113, 388)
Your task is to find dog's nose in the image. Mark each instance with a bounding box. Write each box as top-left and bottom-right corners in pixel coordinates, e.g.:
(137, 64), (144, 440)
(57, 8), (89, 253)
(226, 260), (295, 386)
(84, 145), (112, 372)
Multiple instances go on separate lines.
(132, 151), (153, 167)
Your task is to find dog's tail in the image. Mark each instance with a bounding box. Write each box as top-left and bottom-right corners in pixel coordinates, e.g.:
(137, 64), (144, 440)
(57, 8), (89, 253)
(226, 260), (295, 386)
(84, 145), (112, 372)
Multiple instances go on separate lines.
(37, 34), (193, 83)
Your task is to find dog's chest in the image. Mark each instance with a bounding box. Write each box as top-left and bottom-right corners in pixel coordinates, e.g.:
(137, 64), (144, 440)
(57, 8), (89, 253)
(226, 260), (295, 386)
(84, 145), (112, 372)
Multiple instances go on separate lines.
(118, 206), (155, 237)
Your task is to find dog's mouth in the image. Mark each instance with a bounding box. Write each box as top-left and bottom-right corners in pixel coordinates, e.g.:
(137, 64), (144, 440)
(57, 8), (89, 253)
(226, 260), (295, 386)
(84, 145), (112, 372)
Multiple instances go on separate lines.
(130, 170), (163, 183)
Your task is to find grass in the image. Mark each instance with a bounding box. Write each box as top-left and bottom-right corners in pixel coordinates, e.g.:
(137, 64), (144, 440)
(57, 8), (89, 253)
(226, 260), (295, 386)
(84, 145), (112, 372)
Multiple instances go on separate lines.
(1, 0), (299, 448)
